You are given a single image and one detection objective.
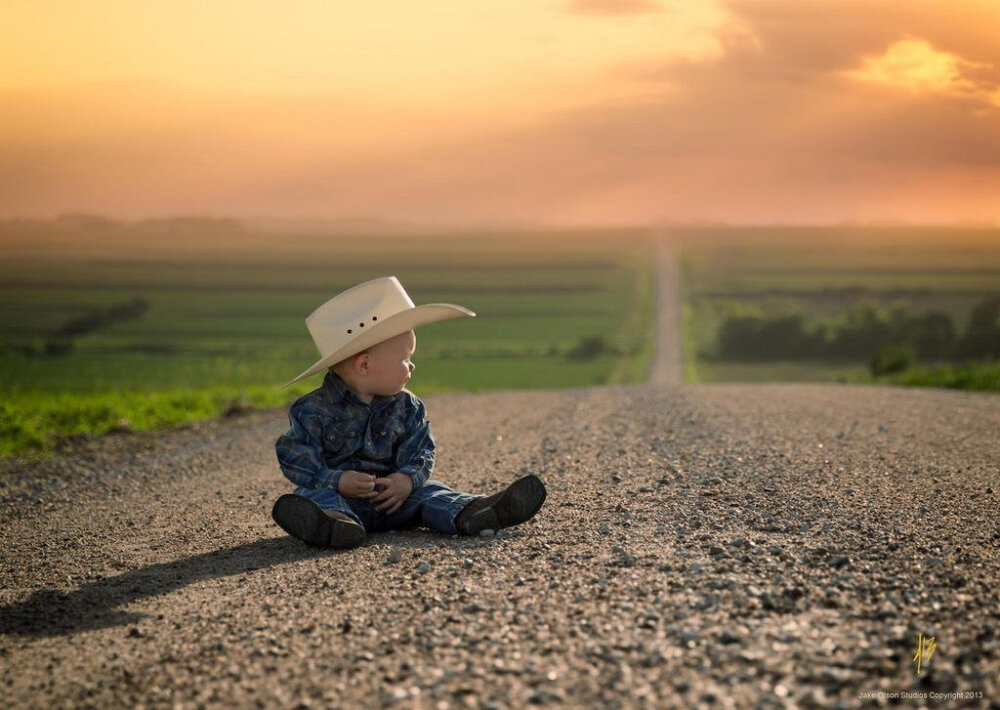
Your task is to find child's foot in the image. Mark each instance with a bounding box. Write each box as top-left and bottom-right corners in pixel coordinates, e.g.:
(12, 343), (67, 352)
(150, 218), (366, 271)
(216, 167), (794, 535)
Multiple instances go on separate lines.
(272, 494), (366, 548)
(455, 474), (547, 536)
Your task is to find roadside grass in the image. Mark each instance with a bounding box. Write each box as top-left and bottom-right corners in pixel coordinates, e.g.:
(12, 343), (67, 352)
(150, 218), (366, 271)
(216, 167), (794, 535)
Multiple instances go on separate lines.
(887, 361), (1000, 392)
(695, 360), (869, 384)
(0, 228), (656, 457)
(696, 359), (1000, 392)
(0, 385), (297, 457)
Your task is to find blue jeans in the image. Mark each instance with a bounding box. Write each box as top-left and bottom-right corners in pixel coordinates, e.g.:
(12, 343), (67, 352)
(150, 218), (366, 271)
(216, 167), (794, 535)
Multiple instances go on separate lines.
(292, 480), (476, 535)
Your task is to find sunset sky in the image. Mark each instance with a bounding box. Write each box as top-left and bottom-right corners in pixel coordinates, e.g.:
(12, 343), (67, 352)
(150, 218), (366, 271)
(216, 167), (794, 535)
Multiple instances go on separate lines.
(3, 0), (1000, 226)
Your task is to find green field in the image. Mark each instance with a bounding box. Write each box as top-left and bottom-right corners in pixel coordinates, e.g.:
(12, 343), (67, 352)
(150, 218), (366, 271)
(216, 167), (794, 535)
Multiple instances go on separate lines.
(674, 226), (1000, 385)
(5, 222), (997, 456)
(0, 226), (655, 456)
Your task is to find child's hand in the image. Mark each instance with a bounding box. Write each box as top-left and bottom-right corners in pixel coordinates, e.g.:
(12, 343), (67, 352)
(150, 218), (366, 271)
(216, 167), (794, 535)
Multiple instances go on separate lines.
(338, 471), (378, 499)
(372, 473), (413, 515)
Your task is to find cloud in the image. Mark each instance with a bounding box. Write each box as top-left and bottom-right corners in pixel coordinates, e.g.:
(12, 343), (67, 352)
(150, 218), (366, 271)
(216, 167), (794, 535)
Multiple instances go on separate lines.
(565, 0), (665, 15)
(844, 37), (1000, 107)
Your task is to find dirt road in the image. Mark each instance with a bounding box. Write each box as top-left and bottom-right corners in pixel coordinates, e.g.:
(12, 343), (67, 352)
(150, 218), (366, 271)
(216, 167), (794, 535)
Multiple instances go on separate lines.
(1, 245), (998, 708)
(649, 243), (683, 386)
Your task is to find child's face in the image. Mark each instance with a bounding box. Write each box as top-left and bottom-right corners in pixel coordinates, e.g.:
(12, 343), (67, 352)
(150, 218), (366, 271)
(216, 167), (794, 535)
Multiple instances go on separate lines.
(367, 330), (417, 397)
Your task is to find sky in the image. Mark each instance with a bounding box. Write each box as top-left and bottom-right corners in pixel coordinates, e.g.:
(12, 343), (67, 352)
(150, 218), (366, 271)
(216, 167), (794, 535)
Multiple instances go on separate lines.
(2, 0), (1000, 226)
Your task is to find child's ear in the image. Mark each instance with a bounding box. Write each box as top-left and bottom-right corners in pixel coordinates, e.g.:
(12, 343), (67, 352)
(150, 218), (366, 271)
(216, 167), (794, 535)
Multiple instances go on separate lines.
(354, 352), (372, 375)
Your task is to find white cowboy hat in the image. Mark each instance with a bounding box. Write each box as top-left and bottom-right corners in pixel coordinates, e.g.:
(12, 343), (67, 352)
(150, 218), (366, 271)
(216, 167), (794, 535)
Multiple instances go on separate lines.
(282, 276), (475, 388)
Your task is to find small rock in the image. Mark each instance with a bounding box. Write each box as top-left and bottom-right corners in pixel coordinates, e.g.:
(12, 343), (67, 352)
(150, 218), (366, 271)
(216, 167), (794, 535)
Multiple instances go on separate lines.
(386, 547), (403, 564)
(416, 562), (431, 574)
(479, 529), (496, 538)
(830, 555), (851, 568)
(675, 630), (700, 645)
(618, 553), (637, 568)
(693, 594), (717, 611)
(719, 630), (741, 645)
(527, 689), (555, 705)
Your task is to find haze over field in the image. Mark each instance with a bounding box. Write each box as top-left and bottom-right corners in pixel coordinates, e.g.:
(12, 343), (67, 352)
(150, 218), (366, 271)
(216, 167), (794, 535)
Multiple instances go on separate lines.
(3, 0), (1000, 226)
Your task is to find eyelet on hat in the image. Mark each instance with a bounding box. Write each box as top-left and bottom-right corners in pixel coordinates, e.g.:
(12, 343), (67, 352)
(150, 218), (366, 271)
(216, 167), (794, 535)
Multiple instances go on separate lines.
(347, 329), (352, 334)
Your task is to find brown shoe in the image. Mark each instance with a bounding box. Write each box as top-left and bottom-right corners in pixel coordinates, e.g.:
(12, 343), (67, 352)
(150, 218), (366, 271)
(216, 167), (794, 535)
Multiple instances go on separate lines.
(272, 494), (366, 548)
(456, 474), (547, 536)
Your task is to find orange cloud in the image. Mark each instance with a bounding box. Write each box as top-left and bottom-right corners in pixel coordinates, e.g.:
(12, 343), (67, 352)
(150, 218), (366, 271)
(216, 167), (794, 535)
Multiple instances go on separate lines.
(845, 37), (1000, 107)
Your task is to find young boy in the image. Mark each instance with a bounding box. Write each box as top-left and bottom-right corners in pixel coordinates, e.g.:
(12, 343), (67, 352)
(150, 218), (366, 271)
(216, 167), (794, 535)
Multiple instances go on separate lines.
(271, 276), (547, 548)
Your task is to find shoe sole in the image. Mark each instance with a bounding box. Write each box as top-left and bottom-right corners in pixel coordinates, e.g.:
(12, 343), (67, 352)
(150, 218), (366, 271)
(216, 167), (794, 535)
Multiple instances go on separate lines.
(463, 474), (547, 535)
(271, 494), (366, 548)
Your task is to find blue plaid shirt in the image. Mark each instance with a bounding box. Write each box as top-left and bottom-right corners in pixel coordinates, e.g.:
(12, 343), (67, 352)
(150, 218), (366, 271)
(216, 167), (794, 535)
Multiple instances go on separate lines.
(275, 371), (435, 492)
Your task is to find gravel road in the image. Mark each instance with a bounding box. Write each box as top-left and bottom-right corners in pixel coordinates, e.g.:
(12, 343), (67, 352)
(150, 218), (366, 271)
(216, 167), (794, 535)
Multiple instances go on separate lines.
(649, 244), (683, 387)
(1, 251), (998, 708)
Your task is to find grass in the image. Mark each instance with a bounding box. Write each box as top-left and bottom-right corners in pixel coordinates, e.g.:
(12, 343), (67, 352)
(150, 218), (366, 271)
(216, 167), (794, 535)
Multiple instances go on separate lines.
(0, 227), (656, 457)
(695, 360), (869, 384)
(888, 361), (1000, 392)
(0, 386), (281, 456)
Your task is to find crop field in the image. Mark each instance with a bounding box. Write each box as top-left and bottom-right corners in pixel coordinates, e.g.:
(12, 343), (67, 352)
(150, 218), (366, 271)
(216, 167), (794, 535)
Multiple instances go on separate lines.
(673, 226), (1000, 384)
(0, 226), (655, 455)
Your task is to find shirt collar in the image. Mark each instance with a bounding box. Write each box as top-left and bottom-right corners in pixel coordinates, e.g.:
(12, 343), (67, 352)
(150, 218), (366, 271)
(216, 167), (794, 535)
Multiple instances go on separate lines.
(322, 370), (396, 411)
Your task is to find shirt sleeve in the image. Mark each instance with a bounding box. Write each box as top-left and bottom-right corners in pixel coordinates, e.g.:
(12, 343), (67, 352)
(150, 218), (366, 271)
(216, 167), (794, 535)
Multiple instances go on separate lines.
(275, 402), (347, 492)
(394, 399), (435, 489)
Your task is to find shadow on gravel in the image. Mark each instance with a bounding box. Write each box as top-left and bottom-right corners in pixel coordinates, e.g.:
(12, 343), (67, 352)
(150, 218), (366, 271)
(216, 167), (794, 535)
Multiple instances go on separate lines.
(0, 536), (331, 637)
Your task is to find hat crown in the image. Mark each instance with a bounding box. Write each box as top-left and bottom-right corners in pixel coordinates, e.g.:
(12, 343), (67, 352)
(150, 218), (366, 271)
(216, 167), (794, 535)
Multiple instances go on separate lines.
(306, 276), (415, 356)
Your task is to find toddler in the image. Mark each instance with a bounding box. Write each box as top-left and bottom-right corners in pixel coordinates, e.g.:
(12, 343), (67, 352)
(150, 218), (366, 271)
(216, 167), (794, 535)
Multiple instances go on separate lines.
(272, 276), (546, 548)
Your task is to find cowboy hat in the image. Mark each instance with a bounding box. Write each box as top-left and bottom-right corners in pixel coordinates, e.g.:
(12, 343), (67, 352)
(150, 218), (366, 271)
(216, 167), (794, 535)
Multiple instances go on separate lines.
(282, 276), (475, 388)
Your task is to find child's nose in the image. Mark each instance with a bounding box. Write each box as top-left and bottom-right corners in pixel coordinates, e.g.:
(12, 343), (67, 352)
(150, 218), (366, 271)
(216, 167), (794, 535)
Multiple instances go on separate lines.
(408, 362), (416, 373)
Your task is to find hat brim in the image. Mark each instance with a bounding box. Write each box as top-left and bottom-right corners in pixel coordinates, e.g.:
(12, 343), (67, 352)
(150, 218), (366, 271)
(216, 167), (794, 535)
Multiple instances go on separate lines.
(282, 303), (475, 388)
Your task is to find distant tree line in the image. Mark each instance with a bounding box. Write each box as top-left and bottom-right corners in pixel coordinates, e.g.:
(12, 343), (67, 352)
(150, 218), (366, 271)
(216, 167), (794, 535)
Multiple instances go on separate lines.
(716, 296), (1000, 363)
(3, 297), (150, 357)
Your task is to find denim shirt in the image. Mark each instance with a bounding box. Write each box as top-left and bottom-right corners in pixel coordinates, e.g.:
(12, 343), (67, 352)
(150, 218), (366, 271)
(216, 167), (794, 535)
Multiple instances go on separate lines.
(275, 370), (435, 493)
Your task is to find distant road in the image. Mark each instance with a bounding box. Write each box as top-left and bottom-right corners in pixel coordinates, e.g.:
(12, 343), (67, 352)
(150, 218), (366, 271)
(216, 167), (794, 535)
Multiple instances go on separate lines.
(649, 239), (684, 385)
